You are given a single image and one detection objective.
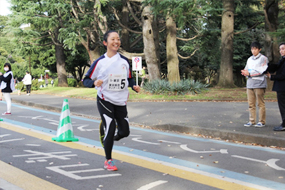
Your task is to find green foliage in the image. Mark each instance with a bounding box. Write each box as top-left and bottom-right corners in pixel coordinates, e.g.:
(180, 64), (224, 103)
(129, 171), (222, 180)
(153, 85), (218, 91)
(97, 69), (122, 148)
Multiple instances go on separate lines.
(67, 78), (78, 87)
(53, 78), (78, 87)
(143, 79), (208, 95)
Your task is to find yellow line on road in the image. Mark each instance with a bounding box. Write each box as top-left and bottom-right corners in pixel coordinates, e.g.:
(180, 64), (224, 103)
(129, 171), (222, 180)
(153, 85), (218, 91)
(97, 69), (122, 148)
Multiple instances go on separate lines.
(0, 123), (262, 190)
(0, 161), (66, 190)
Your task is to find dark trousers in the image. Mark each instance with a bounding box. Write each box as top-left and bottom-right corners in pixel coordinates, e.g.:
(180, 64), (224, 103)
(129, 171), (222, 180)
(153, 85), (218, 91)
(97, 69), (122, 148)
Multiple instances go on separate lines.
(97, 97), (130, 160)
(26, 85), (31, 94)
(277, 92), (285, 127)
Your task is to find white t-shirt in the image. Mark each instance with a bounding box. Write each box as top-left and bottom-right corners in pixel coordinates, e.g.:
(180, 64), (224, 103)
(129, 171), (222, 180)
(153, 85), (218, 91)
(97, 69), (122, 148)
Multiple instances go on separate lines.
(22, 74), (32, 85)
(86, 53), (132, 106)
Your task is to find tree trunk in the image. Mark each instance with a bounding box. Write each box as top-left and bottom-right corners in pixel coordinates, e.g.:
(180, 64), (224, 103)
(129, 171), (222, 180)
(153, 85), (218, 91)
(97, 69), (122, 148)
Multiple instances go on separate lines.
(121, 0), (130, 51)
(152, 17), (160, 72)
(264, 0), (279, 91)
(55, 44), (68, 87)
(53, 27), (68, 87)
(166, 14), (180, 83)
(142, 6), (160, 81)
(89, 47), (101, 63)
(218, 0), (235, 88)
(79, 37), (101, 64)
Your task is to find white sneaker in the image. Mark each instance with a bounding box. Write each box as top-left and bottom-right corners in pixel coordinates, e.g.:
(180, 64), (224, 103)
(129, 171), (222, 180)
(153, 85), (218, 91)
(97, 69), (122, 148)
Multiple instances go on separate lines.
(244, 122), (253, 127)
(254, 122), (265, 128)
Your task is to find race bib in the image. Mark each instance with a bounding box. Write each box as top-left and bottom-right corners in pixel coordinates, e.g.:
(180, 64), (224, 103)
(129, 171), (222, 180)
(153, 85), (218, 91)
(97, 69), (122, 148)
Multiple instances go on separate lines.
(108, 74), (126, 91)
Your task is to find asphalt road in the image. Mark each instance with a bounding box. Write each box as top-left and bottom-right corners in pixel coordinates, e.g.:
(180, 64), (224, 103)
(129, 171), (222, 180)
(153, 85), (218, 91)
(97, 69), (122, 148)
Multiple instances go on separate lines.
(1, 102), (285, 190)
(10, 94), (285, 147)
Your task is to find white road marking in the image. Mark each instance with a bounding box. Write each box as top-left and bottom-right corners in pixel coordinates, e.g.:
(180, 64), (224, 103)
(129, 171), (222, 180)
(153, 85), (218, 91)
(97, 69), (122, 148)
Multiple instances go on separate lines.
(0, 134), (11, 138)
(46, 164), (121, 180)
(158, 140), (180, 144)
(137, 180), (168, 190)
(232, 155), (285, 171)
(13, 150), (77, 161)
(180, 144), (228, 154)
(25, 144), (41, 146)
(77, 124), (96, 132)
(0, 138), (24, 143)
(132, 138), (160, 145)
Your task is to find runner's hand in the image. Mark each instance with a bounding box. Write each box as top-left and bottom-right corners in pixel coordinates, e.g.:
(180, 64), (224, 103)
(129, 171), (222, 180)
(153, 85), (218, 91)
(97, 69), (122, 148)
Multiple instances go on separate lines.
(94, 79), (103, 87)
(133, 85), (140, 93)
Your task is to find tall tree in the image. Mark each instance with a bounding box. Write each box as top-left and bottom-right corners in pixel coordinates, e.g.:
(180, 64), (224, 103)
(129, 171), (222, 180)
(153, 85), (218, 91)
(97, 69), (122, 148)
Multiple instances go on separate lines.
(166, 14), (180, 83)
(218, 0), (235, 87)
(142, 5), (161, 80)
(8, 0), (69, 86)
(264, 0), (279, 63)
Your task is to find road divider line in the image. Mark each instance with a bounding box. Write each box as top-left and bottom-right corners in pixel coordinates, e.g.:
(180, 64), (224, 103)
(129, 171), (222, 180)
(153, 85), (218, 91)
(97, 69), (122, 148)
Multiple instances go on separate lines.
(0, 122), (278, 190)
(0, 161), (67, 190)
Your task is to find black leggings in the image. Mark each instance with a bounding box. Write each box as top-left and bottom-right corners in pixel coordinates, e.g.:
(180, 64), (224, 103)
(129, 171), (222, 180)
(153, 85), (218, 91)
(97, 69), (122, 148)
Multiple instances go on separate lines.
(26, 85), (31, 93)
(97, 97), (130, 160)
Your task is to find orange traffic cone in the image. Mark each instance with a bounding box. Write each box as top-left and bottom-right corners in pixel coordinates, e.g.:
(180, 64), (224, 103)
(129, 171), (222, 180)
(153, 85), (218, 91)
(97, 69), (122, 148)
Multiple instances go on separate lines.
(52, 99), (78, 142)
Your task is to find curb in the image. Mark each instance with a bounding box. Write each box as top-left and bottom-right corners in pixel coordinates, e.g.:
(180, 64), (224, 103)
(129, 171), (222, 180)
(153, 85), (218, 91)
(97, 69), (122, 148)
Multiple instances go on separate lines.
(151, 124), (285, 148)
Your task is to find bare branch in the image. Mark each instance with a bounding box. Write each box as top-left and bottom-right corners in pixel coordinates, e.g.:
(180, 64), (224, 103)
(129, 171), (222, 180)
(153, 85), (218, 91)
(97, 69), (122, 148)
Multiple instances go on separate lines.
(160, 59), (166, 65)
(94, 0), (108, 34)
(178, 49), (198, 59)
(22, 41), (53, 47)
(130, 35), (143, 48)
(75, 0), (85, 13)
(70, 0), (79, 19)
(112, 7), (142, 34)
(234, 22), (262, 35)
(129, 0), (143, 2)
(118, 48), (145, 60)
(48, 31), (63, 46)
(127, 1), (142, 26)
(176, 34), (200, 41)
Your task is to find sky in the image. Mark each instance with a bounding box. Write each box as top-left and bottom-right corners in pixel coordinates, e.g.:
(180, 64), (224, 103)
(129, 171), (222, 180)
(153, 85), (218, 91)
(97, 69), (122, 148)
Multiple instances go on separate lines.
(0, 0), (12, 16)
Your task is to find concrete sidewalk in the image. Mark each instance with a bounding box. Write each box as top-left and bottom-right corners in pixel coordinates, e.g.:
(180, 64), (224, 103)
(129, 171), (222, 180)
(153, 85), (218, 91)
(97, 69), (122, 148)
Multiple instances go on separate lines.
(9, 93), (285, 148)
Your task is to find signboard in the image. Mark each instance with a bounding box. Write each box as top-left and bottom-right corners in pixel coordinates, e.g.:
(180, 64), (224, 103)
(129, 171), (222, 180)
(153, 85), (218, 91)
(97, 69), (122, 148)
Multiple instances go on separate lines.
(132, 57), (142, 71)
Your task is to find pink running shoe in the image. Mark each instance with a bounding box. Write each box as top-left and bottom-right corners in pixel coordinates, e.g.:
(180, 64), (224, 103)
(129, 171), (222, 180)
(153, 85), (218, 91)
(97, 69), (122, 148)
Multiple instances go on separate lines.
(104, 159), (118, 171)
(2, 112), (11, 115)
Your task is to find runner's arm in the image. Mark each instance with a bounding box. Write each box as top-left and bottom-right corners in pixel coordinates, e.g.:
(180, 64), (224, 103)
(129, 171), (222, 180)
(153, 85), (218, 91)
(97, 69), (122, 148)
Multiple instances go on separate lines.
(83, 76), (95, 88)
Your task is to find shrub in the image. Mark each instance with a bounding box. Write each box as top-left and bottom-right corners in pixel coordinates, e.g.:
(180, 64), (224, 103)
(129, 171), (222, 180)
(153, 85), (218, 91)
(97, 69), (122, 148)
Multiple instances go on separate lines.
(67, 78), (78, 87)
(143, 79), (208, 95)
(53, 78), (78, 87)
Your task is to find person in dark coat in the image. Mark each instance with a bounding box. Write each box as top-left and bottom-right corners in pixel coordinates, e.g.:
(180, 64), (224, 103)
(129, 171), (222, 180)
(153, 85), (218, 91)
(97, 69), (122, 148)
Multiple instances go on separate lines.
(266, 43), (285, 131)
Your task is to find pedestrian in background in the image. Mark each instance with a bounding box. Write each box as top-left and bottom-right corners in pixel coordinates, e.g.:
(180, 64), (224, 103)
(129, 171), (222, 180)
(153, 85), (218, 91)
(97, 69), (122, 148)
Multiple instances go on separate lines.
(266, 42), (285, 131)
(83, 30), (140, 171)
(0, 63), (15, 115)
(45, 78), (48, 87)
(22, 71), (32, 95)
(140, 66), (146, 87)
(241, 42), (269, 128)
(0, 74), (2, 101)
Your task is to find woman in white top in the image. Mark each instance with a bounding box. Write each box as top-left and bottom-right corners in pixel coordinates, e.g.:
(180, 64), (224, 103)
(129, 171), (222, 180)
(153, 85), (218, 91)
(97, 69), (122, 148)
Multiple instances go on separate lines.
(84, 30), (140, 171)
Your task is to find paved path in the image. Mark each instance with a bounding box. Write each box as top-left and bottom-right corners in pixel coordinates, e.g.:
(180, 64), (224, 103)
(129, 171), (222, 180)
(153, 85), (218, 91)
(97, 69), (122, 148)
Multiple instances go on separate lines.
(7, 94), (285, 147)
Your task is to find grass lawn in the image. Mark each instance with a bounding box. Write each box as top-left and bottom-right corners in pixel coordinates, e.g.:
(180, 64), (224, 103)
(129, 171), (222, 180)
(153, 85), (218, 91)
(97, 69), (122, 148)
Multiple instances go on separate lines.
(29, 86), (277, 102)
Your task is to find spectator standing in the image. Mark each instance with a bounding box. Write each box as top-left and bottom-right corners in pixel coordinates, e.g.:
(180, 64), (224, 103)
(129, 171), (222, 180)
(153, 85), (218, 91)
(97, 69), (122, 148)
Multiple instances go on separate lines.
(266, 43), (285, 131)
(22, 71), (32, 95)
(0, 63), (15, 115)
(241, 42), (269, 128)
